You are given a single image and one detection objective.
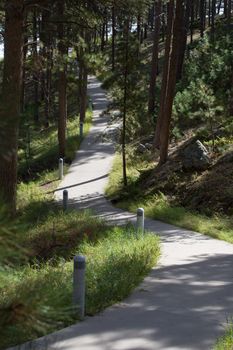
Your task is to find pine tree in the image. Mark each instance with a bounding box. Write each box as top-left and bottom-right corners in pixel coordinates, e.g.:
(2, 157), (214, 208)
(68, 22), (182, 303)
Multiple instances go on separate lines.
(0, 0), (24, 215)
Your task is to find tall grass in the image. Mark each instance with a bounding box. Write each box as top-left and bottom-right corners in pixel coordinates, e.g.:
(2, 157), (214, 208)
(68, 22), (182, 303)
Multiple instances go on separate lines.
(215, 323), (233, 350)
(0, 228), (160, 349)
(0, 122), (160, 349)
(18, 110), (92, 181)
(106, 154), (233, 243)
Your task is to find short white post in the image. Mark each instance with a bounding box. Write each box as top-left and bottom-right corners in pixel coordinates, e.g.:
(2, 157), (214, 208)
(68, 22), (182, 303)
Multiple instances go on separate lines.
(80, 122), (84, 139)
(63, 190), (68, 211)
(137, 208), (144, 234)
(73, 255), (86, 320)
(59, 158), (64, 180)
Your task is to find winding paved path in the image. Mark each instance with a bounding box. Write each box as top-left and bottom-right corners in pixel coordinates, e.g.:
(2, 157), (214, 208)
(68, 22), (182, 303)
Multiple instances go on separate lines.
(11, 77), (233, 350)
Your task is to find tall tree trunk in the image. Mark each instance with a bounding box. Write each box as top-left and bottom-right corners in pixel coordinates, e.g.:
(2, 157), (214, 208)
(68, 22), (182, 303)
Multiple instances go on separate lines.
(21, 14), (28, 113)
(177, 0), (191, 80)
(137, 15), (141, 41)
(161, 4), (166, 42)
(40, 7), (52, 127)
(122, 18), (129, 187)
(159, 0), (185, 165)
(200, 0), (205, 37)
(227, 0), (232, 28)
(57, 0), (67, 158)
(217, 0), (222, 14)
(112, 5), (116, 71)
(0, 0), (24, 215)
(148, 0), (162, 116)
(208, 0), (211, 26)
(190, 0), (194, 43)
(144, 23), (148, 39)
(149, 3), (155, 29)
(153, 0), (175, 149)
(45, 39), (52, 126)
(33, 9), (39, 123)
(224, 0), (228, 17)
(101, 21), (105, 51)
(78, 54), (88, 124)
(211, 0), (216, 37)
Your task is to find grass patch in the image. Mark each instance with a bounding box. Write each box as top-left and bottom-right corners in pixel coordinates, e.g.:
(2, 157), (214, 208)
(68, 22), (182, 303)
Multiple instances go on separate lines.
(119, 194), (233, 243)
(215, 323), (233, 350)
(18, 109), (92, 181)
(0, 112), (160, 349)
(0, 227), (160, 349)
(106, 154), (233, 243)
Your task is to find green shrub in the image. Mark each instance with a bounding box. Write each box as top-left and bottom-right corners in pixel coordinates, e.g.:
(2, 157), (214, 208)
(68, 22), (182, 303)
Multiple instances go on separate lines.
(27, 210), (108, 262)
(215, 323), (233, 350)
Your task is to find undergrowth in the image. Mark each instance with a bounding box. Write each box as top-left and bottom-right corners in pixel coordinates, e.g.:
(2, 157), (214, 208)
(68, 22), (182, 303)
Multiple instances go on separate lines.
(106, 153), (233, 243)
(0, 108), (160, 349)
(18, 109), (92, 182)
(0, 227), (160, 349)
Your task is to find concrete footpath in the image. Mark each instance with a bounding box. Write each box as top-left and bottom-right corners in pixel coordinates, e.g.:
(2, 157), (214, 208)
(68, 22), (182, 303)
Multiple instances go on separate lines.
(10, 76), (233, 350)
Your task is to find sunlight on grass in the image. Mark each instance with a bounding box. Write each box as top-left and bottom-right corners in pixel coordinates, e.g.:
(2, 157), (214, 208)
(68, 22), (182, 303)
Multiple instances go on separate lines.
(0, 227), (160, 349)
(106, 155), (233, 243)
(18, 109), (92, 180)
(0, 123), (161, 349)
(215, 323), (233, 350)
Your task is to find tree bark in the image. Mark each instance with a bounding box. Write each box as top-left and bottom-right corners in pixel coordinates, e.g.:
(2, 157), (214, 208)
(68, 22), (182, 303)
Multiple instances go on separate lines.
(57, 0), (67, 158)
(122, 18), (129, 187)
(78, 55), (88, 124)
(177, 0), (191, 80)
(153, 0), (175, 149)
(227, 0), (232, 28)
(190, 0), (194, 43)
(0, 0), (24, 215)
(21, 13), (28, 113)
(211, 0), (216, 38)
(112, 5), (116, 71)
(159, 0), (185, 165)
(148, 0), (162, 116)
(137, 15), (141, 41)
(224, 0), (228, 17)
(200, 0), (205, 37)
(33, 9), (39, 123)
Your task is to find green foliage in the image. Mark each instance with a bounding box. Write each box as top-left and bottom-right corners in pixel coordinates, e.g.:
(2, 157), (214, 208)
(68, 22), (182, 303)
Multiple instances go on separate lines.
(121, 193), (233, 243)
(27, 210), (108, 262)
(173, 30), (233, 135)
(101, 32), (152, 140)
(106, 154), (233, 244)
(215, 322), (233, 350)
(0, 228), (160, 349)
(18, 110), (92, 181)
(82, 228), (160, 314)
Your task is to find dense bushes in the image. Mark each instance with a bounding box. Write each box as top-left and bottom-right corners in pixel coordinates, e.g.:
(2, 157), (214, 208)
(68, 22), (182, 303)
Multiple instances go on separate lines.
(173, 29), (233, 137)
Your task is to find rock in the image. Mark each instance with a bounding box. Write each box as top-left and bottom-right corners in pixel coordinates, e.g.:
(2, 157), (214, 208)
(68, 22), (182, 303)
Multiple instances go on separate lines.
(145, 143), (153, 150)
(182, 140), (211, 170)
(112, 110), (122, 119)
(102, 126), (121, 143)
(137, 144), (147, 154)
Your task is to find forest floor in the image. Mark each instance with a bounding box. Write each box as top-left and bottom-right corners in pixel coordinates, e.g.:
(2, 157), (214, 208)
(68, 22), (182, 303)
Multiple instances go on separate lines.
(9, 76), (233, 350)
